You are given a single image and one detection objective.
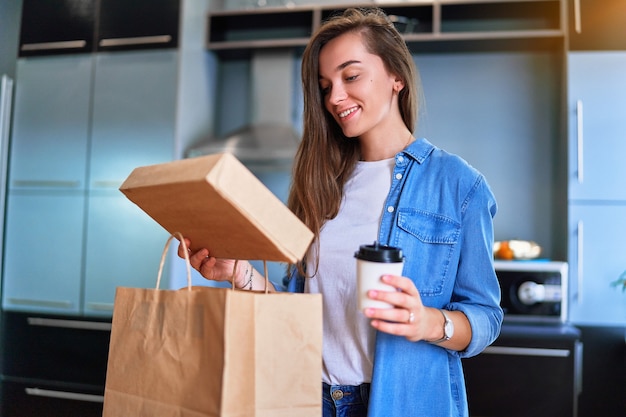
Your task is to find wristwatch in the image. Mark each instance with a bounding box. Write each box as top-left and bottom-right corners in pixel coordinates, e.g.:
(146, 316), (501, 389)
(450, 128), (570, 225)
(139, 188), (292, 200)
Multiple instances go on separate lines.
(429, 309), (454, 344)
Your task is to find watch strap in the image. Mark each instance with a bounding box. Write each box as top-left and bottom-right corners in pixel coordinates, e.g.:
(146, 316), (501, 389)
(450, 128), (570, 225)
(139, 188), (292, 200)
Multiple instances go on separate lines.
(428, 309), (452, 344)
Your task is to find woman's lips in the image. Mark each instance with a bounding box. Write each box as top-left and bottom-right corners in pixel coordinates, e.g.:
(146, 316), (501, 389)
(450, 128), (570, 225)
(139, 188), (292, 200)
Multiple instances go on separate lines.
(338, 106), (359, 119)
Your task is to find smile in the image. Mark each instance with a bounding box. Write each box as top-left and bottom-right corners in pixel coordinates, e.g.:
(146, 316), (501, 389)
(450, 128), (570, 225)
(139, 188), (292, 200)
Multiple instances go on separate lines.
(338, 107), (359, 119)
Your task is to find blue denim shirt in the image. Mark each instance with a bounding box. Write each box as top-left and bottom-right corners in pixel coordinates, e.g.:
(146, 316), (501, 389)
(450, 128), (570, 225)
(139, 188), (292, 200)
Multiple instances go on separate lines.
(285, 138), (503, 417)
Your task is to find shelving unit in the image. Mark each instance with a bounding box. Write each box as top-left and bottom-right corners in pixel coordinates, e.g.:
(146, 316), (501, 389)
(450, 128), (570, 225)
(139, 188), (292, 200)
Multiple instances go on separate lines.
(207, 0), (565, 56)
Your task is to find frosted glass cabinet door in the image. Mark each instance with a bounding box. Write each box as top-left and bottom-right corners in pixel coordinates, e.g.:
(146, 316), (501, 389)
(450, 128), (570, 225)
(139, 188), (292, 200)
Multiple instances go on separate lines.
(568, 204), (626, 325)
(82, 192), (169, 316)
(568, 52), (626, 201)
(2, 192), (85, 314)
(89, 50), (177, 190)
(9, 56), (92, 190)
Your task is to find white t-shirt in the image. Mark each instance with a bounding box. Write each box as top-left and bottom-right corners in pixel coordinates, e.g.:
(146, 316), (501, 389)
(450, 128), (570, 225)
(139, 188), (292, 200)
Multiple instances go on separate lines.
(306, 157), (395, 385)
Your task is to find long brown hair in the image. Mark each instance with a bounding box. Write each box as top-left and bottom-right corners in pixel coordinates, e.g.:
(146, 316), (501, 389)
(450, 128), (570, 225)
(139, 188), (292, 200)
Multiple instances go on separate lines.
(288, 7), (419, 271)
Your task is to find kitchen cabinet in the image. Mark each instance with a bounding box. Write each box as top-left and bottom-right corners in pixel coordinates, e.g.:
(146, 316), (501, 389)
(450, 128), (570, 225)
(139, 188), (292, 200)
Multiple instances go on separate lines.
(0, 312), (110, 417)
(3, 55), (92, 314)
(19, 0), (96, 56)
(3, 49), (177, 316)
(3, 192), (85, 314)
(567, 52), (626, 201)
(97, 0), (180, 52)
(7, 55), (91, 189)
(463, 324), (582, 417)
(567, 51), (626, 327)
(207, 0), (564, 57)
(18, 0), (179, 57)
(567, 0), (626, 50)
(567, 205), (626, 326)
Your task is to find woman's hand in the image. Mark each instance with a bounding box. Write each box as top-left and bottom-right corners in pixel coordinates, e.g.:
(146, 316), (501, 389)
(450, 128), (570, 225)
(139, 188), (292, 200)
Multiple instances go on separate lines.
(363, 274), (443, 343)
(176, 237), (247, 287)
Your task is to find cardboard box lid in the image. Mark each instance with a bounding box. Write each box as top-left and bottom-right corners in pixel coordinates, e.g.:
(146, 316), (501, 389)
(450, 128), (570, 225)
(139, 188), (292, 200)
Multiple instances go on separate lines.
(119, 153), (313, 263)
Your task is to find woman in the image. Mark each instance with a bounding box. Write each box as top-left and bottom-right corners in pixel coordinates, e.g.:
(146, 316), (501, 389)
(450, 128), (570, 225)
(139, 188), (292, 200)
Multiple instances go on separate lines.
(180, 7), (502, 417)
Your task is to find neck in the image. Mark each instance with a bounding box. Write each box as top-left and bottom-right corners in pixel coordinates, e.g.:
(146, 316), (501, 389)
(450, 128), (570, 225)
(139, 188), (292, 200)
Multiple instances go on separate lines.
(359, 130), (414, 161)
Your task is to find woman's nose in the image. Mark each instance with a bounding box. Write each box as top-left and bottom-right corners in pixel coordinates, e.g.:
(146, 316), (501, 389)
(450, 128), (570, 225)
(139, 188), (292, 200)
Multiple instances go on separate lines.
(327, 85), (347, 105)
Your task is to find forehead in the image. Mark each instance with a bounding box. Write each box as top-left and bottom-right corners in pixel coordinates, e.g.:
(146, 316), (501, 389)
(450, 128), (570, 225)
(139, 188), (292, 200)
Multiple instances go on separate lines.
(318, 32), (379, 74)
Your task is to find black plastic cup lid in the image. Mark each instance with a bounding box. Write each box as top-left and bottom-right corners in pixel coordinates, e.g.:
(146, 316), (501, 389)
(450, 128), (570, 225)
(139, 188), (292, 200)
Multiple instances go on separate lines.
(354, 242), (404, 263)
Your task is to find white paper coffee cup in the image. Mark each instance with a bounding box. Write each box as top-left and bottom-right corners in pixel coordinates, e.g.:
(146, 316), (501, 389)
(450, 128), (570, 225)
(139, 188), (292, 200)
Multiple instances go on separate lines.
(355, 242), (404, 311)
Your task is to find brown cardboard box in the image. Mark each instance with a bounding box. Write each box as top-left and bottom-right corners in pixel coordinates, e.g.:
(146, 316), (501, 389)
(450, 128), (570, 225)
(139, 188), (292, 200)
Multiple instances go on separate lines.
(119, 153), (313, 263)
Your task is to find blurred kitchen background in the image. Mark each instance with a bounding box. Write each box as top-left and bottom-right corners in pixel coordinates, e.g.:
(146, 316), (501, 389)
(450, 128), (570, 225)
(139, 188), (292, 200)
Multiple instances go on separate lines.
(0, 0), (624, 416)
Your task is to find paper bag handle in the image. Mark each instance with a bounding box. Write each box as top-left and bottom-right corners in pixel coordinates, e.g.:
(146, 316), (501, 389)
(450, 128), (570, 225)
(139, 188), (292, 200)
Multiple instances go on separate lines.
(156, 232), (192, 291)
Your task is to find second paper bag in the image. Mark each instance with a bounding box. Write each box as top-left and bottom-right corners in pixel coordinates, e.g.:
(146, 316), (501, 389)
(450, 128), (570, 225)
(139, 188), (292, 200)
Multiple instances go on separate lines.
(103, 285), (322, 417)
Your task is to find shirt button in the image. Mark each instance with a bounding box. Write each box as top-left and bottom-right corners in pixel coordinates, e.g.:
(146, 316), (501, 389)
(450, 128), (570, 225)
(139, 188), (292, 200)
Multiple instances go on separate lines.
(332, 390), (344, 400)
(395, 173), (402, 180)
(397, 155), (404, 163)
(387, 206), (395, 213)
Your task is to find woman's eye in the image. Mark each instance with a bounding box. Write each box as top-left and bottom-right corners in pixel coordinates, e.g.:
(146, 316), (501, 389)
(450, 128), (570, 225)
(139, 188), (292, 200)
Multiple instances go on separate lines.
(320, 86), (330, 95)
(346, 74), (358, 82)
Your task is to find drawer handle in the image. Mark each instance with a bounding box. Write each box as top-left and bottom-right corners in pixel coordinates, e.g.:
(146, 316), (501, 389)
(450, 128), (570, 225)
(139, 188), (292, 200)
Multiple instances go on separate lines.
(28, 317), (112, 331)
(7, 298), (72, 309)
(86, 302), (115, 312)
(576, 100), (584, 183)
(483, 346), (570, 358)
(21, 40), (87, 52)
(25, 387), (104, 403)
(12, 180), (81, 188)
(573, 0), (582, 34)
(99, 35), (172, 47)
(91, 180), (123, 188)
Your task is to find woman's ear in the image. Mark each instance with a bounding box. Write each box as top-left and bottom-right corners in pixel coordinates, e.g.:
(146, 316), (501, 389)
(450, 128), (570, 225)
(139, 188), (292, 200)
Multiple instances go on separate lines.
(393, 78), (405, 93)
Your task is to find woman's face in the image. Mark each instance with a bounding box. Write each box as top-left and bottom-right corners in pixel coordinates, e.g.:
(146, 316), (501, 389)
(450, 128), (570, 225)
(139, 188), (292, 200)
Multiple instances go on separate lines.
(318, 31), (402, 139)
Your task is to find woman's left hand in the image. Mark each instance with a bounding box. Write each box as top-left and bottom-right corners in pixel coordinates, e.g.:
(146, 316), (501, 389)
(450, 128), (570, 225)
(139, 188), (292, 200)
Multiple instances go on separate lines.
(363, 274), (440, 343)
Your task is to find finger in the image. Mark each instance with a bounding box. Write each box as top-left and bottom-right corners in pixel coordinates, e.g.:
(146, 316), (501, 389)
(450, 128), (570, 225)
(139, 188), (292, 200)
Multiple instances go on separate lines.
(177, 237), (193, 258)
(188, 248), (209, 269)
(381, 274), (418, 295)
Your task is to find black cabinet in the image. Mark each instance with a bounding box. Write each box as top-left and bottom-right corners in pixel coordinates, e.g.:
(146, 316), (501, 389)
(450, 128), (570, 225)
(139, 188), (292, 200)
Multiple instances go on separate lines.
(568, 0), (626, 50)
(97, 0), (180, 51)
(19, 0), (96, 56)
(18, 0), (180, 56)
(0, 312), (111, 416)
(207, 0), (565, 58)
(463, 324), (582, 417)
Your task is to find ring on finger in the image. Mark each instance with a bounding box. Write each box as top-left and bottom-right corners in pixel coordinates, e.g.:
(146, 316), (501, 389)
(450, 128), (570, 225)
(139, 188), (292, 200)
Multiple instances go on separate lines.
(407, 311), (415, 324)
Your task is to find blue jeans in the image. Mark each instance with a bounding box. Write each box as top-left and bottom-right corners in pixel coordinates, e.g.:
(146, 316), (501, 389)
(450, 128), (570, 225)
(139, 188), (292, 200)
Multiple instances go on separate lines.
(322, 382), (370, 417)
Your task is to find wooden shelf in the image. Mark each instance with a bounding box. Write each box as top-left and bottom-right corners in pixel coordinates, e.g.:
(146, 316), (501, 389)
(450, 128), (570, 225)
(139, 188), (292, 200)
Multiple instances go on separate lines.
(206, 0), (565, 57)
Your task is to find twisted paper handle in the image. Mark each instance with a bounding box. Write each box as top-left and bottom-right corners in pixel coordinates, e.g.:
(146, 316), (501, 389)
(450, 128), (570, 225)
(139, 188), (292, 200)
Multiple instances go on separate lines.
(157, 233), (271, 294)
(156, 232), (192, 291)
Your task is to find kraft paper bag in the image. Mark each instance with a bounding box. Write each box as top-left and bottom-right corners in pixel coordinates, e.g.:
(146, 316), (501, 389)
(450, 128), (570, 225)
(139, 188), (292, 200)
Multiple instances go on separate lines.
(102, 235), (323, 417)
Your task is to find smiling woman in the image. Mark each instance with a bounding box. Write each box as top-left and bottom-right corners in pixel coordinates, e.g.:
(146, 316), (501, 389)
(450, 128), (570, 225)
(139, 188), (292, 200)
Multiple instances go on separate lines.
(177, 7), (503, 417)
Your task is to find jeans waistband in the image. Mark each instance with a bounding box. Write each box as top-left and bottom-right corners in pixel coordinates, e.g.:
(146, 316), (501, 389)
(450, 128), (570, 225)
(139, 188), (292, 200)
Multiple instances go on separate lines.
(322, 382), (371, 406)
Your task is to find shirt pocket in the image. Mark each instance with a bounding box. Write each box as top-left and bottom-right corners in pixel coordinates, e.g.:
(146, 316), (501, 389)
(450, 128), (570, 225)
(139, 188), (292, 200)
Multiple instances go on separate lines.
(395, 208), (461, 297)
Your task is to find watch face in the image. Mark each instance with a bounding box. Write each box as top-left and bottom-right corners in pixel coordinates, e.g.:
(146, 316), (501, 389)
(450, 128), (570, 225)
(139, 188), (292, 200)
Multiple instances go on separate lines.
(444, 318), (454, 339)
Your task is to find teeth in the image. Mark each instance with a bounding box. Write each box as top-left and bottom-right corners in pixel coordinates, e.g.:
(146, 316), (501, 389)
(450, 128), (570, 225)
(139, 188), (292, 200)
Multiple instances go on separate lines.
(339, 107), (357, 118)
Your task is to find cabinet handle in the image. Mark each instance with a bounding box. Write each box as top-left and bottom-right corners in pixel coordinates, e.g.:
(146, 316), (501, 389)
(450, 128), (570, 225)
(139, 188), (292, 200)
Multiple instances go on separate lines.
(11, 179), (81, 188)
(21, 40), (87, 52)
(86, 302), (115, 312)
(483, 346), (571, 358)
(25, 387), (104, 403)
(576, 99), (583, 183)
(7, 298), (72, 309)
(573, 0), (582, 34)
(99, 35), (172, 47)
(576, 220), (584, 303)
(28, 317), (112, 331)
(1, 76), (13, 202)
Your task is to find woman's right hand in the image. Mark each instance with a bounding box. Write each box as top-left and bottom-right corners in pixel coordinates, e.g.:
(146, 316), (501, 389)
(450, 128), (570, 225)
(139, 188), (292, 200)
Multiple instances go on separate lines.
(177, 237), (246, 287)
